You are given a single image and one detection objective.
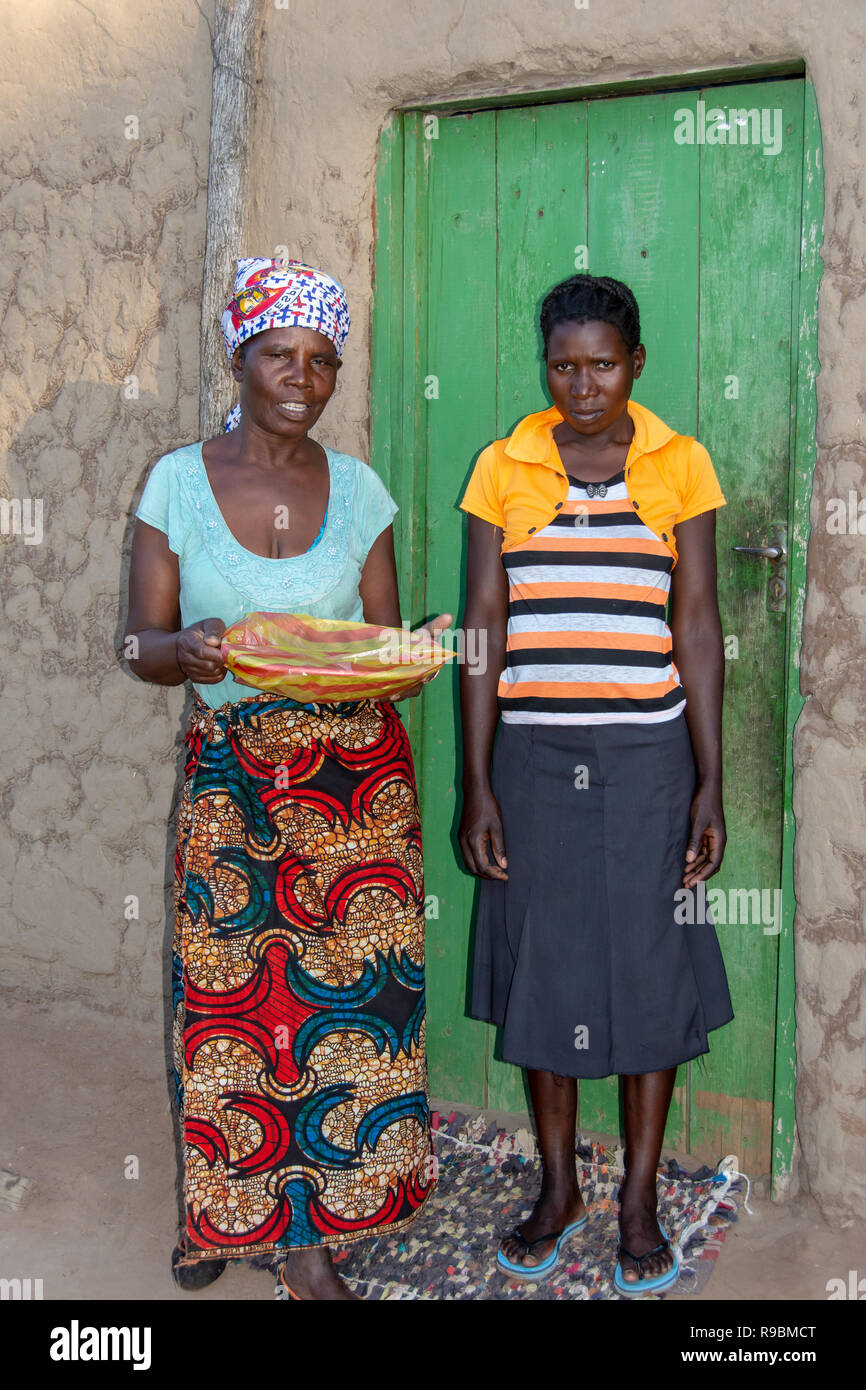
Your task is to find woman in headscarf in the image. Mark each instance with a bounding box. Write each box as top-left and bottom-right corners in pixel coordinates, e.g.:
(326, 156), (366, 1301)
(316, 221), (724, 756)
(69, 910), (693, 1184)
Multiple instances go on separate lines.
(126, 258), (449, 1301)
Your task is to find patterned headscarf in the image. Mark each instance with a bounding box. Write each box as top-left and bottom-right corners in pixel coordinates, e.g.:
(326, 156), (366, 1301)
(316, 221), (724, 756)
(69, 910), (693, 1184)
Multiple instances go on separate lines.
(221, 257), (351, 432)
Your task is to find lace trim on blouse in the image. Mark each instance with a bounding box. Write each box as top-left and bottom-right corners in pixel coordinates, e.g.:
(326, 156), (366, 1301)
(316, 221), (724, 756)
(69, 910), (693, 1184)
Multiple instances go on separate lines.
(176, 443), (357, 608)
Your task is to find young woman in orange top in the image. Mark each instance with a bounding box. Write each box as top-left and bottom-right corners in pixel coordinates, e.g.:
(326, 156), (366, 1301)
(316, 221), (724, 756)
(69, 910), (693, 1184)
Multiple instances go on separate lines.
(458, 274), (733, 1296)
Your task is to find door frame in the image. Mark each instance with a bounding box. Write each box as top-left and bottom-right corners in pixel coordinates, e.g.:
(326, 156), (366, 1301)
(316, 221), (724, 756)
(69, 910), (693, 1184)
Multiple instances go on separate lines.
(370, 69), (824, 1198)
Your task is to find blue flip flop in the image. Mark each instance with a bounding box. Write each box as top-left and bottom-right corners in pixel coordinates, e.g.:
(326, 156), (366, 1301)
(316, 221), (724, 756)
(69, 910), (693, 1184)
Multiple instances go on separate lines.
(496, 1213), (589, 1282)
(614, 1220), (680, 1297)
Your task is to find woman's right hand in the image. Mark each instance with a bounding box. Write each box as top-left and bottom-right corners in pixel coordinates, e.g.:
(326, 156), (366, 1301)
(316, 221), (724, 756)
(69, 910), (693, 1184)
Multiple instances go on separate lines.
(176, 618), (227, 683)
(458, 782), (508, 881)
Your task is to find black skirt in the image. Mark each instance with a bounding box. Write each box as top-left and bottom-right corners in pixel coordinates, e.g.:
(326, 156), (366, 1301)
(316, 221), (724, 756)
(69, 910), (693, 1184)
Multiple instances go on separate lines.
(471, 714), (734, 1078)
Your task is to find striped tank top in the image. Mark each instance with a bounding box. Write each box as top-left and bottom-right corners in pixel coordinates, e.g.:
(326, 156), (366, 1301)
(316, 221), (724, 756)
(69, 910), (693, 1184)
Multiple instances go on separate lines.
(498, 468), (686, 725)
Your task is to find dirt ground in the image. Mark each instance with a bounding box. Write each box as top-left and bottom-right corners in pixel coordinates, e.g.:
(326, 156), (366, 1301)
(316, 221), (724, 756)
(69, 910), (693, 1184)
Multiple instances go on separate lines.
(1, 1002), (861, 1302)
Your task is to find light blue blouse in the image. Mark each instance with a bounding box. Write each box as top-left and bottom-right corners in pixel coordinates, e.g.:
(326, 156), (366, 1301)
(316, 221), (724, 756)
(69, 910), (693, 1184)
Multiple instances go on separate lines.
(135, 442), (398, 709)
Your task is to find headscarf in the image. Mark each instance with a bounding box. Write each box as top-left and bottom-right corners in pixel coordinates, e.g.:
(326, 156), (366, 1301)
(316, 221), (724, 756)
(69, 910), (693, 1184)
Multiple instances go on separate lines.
(221, 257), (351, 432)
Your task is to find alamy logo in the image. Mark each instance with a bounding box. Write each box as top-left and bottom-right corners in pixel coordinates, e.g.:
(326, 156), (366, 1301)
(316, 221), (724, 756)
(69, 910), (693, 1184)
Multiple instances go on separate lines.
(826, 1270), (865, 1300)
(0, 496), (43, 545)
(673, 101), (783, 157)
(674, 882), (782, 936)
(0, 1276), (43, 1299)
(49, 1321), (152, 1371)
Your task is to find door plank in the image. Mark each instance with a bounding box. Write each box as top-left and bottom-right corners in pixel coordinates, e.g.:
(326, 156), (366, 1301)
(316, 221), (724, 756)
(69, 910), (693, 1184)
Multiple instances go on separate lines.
(586, 91), (701, 434)
(418, 110), (498, 1105)
(494, 102), (590, 437)
(693, 78), (804, 1171)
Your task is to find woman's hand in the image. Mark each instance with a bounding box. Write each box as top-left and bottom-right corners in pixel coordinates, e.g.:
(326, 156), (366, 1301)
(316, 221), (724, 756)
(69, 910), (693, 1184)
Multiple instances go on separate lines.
(386, 612), (453, 701)
(176, 618), (228, 684)
(682, 783), (726, 887)
(458, 780), (508, 881)
(669, 512), (726, 888)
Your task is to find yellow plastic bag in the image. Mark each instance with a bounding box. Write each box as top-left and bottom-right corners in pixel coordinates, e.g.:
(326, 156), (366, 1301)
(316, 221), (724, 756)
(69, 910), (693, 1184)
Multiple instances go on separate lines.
(220, 611), (454, 702)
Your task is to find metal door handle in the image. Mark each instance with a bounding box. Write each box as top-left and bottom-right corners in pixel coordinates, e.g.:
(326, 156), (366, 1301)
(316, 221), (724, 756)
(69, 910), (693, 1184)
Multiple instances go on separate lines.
(732, 542), (786, 560)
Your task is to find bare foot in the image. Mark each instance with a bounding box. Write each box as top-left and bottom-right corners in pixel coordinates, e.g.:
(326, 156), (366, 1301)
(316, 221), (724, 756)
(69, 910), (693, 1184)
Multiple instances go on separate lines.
(279, 1247), (361, 1300)
(499, 1185), (587, 1272)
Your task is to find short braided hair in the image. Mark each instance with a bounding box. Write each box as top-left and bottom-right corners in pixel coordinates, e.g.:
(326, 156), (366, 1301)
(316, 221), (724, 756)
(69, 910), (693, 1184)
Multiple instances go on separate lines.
(540, 274), (641, 356)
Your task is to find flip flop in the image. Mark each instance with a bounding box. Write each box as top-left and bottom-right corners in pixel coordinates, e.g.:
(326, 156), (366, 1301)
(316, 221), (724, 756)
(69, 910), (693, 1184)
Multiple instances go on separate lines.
(171, 1239), (227, 1291)
(277, 1263), (363, 1300)
(278, 1265), (302, 1300)
(496, 1212), (589, 1282)
(614, 1220), (680, 1297)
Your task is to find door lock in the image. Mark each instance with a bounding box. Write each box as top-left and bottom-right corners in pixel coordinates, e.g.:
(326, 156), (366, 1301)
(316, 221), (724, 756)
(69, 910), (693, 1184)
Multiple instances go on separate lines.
(732, 525), (787, 611)
(731, 542), (785, 560)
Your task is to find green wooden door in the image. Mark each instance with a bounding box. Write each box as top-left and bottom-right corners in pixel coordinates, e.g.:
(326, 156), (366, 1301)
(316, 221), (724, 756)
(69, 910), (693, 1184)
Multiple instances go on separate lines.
(372, 77), (820, 1178)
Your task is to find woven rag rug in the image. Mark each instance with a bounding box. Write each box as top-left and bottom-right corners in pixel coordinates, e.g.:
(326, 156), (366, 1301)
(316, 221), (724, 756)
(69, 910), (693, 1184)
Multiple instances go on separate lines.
(256, 1109), (747, 1300)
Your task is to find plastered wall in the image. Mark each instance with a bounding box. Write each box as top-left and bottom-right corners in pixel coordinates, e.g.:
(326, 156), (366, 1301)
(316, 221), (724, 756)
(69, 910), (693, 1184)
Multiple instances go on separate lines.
(1, 1), (215, 1011)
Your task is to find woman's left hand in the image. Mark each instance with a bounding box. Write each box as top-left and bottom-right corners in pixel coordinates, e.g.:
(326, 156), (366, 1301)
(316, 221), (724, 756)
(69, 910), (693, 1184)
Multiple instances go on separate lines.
(682, 784), (726, 886)
(386, 613), (453, 701)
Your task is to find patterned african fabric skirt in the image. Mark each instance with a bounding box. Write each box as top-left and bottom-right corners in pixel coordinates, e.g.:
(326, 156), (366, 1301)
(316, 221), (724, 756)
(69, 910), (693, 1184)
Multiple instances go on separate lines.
(172, 692), (435, 1259)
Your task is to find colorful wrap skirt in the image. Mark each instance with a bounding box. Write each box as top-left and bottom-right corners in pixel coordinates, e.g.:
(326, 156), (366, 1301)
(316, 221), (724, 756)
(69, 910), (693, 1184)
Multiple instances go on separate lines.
(172, 692), (434, 1258)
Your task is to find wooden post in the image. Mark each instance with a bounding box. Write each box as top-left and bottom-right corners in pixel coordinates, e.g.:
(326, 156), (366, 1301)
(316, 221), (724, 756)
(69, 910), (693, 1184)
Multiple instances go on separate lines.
(199, 0), (264, 440)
